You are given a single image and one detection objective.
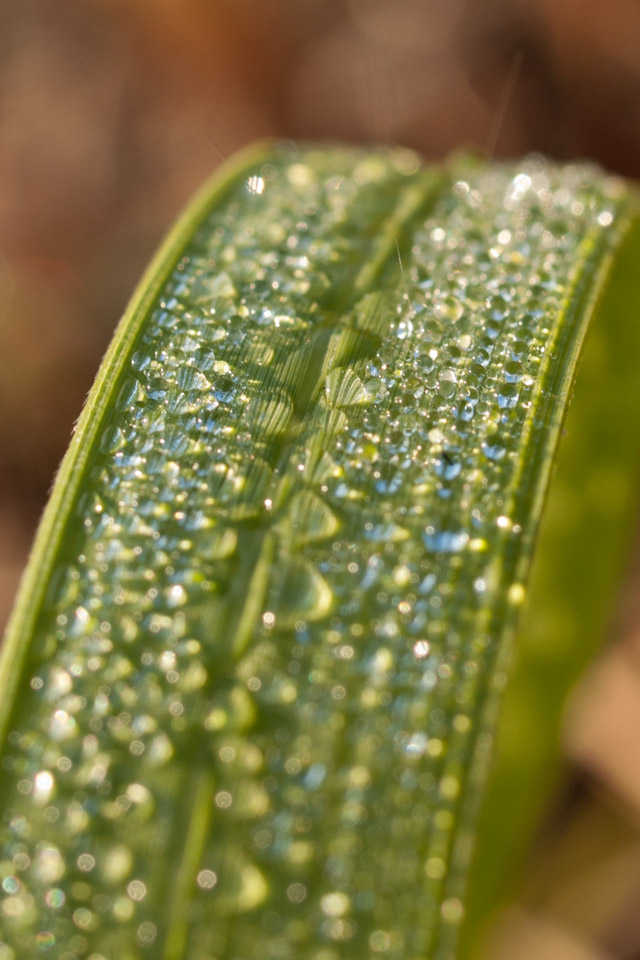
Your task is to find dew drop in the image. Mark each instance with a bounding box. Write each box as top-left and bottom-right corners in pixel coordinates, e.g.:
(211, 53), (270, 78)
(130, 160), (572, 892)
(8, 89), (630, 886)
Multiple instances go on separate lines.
(236, 864), (268, 911)
(433, 296), (463, 323)
(484, 443), (506, 461)
(363, 377), (387, 401)
(101, 846), (133, 885)
(413, 640), (430, 659)
(321, 892), (350, 918)
(289, 491), (340, 544)
(396, 318), (414, 339)
(271, 557), (333, 629)
(197, 869), (218, 890)
(33, 771), (54, 804)
(423, 530), (469, 553)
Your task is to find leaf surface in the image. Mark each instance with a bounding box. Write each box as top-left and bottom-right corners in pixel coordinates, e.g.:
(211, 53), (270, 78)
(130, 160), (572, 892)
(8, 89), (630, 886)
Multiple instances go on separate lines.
(1, 143), (639, 960)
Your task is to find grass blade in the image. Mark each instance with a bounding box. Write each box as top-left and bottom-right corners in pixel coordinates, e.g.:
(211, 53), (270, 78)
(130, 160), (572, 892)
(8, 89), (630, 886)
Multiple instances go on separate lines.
(0, 144), (638, 960)
(462, 213), (640, 959)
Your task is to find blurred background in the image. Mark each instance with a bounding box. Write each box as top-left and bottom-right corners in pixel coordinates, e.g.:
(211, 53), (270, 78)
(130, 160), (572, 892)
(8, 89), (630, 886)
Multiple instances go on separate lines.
(3, 1), (640, 957)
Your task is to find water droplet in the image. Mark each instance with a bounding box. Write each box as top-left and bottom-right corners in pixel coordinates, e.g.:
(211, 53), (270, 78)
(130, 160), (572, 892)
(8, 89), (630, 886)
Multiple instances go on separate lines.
(413, 640), (430, 659)
(45, 667), (73, 700)
(423, 530), (469, 553)
(246, 175), (265, 195)
(321, 892), (350, 917)
(484, 443), (506, 461)
(49, 710), (76, 742)
(324, 368), (368, 407)
(33, 771), (54, 803)
(177, 368), (211, 392)
(147, 733), (174, 767)
(271, 556), (333, 629)
(2, 876), (19, 895)
(508, 583), (526, 604)
(197, 869), (218, 890)
(503, 360), (522, 383)
(247, 391), (294, 438)
(35, 846), (65, 883)
(434, 296), (463, 323)
(45, 888), (65, 909)
(396, 318), (414, 339)
(127, 879), (147, 901)
(77, 853), (95, 873)
(236, 864), (268, 911)
(505, 171), (532, 203)
(405, 733), (428, 756)
(207, 270), (236, 300)
(35, 932), (56, 950)
(166, 584), (187, 607)
(392, 565), (411, 587)
(289, 491), (340, 544)
(363, 377), (387, 401)
(102, 846), (133, 885)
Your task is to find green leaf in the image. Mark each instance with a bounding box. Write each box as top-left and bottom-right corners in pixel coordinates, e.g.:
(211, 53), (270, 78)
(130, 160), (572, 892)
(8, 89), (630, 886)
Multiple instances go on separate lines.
(1, 142), (639, 960)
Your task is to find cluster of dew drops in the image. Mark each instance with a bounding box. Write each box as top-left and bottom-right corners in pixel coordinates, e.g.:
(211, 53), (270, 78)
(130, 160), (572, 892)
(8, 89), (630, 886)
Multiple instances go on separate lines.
(0, 144), (627, 960)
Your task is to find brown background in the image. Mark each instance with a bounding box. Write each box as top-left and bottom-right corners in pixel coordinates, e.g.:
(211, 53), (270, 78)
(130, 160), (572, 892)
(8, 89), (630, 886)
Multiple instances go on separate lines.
(2, 2), (640, 957)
